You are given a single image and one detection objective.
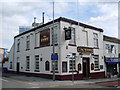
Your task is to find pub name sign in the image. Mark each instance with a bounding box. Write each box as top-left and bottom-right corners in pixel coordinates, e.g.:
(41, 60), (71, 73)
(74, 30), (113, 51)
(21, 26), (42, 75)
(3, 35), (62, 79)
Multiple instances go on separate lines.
(77, 47), (93, 53)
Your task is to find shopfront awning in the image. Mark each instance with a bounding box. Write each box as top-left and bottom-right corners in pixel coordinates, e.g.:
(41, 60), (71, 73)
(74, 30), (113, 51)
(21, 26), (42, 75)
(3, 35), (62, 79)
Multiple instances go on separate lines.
(105, 57), (120, 64)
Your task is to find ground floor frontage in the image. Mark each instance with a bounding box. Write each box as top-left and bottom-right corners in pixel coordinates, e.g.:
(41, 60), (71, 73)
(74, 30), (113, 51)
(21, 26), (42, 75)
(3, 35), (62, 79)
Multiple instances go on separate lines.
(105, 57), (120, 77)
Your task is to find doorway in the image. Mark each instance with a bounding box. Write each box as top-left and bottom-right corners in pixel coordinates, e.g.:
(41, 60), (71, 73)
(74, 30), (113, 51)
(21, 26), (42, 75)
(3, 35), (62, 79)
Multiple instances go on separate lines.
(83, 57), (90, 78)
(16, 62), (20, 73)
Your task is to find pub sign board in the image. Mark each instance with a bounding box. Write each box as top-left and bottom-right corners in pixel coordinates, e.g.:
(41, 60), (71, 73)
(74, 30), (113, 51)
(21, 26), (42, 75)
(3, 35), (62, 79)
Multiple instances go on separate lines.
(40, 29), (50, 47)
(77, 47), (93, 53)
(65, 28), (71, 40)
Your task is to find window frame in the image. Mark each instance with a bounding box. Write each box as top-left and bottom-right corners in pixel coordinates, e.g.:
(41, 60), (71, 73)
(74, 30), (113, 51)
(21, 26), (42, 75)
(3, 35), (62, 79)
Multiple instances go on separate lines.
(69, 59), (76, 71)
(35, 55), (39, 70)
(26, 56), (30, 70)
(51, 60), (58, 71)
(69, 27), (76, 45)
(51, 26), (58, 45)
(93, 33), (99, 48)
(17, 39), (20, 52)
(26, 35), (30, 50)
(94, 55), (99, 70)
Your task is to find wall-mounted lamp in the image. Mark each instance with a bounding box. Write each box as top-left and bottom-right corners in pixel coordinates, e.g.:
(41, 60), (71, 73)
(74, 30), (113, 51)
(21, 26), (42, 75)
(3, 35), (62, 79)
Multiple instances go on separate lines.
(30, 33), (33, 35)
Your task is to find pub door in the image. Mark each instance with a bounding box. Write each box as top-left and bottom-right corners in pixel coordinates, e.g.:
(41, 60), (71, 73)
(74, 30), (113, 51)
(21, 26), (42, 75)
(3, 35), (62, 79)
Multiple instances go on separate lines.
(83, 57), (90, 78)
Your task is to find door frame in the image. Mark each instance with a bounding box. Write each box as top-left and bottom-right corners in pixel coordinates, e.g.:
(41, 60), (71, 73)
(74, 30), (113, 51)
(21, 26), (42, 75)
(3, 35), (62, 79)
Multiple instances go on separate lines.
(82, 57), (90, 78)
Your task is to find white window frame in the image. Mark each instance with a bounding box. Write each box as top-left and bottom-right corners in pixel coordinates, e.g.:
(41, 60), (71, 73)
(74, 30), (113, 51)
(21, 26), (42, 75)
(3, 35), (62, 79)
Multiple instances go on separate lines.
(35, 55), (39, 70)
(35, 32), (40, 47)
(69, 59), (76, 71)
(17, 39), (20, 52)
(69, 27), (76, 45)
(94, 56), (99, 70)
(82, 30), (88, 46)
(52, 60), (58, 71)
(93, 33), (98, 48)
(26, 35), (30, 50)
(51, 26), (58, 44)
(26, 56), (30, 70)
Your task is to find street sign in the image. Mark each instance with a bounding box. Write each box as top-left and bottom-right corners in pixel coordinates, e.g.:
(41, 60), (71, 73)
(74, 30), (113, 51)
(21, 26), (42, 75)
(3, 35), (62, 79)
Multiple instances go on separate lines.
(51, 53), (58, 60)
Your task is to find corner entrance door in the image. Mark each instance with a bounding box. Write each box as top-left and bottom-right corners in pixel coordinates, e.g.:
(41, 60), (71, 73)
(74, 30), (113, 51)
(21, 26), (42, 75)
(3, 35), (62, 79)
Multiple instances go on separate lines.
(17, 62), (20, 73)
(83, 57), (90, 78)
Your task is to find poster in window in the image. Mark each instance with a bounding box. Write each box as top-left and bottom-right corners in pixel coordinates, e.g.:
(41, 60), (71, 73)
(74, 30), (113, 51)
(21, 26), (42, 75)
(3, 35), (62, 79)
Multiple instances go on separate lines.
(62, 62), (67, 72)
(40, 29), (50, 47)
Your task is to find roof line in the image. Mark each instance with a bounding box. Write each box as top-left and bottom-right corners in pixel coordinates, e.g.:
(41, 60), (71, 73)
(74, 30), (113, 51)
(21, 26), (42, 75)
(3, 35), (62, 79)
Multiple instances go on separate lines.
(14, 17), (103, 38)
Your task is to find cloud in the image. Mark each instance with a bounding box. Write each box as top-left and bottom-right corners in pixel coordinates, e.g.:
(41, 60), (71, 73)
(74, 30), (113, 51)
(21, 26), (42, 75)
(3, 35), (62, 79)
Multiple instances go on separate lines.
(0, 1), (71, 50)
(88, 3), (118, 37)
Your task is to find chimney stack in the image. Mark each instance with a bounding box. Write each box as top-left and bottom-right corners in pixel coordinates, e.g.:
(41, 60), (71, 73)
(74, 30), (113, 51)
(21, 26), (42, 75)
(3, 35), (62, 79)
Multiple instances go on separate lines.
(42, 12), (45, 24)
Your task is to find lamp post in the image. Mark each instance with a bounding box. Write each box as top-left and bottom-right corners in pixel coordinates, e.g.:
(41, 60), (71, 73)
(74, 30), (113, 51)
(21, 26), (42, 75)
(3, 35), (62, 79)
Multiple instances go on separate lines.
(52, 0), (55, 81)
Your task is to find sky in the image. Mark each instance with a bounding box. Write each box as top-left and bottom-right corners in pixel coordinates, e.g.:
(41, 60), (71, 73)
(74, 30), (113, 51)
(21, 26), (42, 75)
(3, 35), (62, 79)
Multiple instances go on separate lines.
(0, 0), (119, 50)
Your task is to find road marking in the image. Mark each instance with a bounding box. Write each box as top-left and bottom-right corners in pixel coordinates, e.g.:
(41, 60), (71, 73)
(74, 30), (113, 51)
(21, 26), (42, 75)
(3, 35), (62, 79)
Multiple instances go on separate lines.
(31, 87), (40, 88)
(28, 83), (39, 85)
(0, 78), (8, 82)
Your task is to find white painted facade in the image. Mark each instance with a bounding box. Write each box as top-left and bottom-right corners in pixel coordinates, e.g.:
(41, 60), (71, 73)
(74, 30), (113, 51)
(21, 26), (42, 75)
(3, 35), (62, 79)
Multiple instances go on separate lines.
(8, 17), (105, 79)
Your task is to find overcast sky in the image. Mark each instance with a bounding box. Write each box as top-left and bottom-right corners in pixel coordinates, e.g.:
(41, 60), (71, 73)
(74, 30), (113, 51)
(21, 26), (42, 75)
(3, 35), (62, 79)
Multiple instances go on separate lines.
(0, 0), (119, 50)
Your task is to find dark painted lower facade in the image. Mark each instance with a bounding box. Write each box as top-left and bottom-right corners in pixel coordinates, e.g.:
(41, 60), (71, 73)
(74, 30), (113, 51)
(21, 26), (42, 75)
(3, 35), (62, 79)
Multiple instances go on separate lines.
(7, 70), (105, 80)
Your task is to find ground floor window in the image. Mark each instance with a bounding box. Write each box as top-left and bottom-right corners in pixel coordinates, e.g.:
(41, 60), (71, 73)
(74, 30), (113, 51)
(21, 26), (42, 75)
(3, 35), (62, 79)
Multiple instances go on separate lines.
(35, 55), (39, 70)
(107, 63), (118, 76)
(62, 62), (67, 72)
(26, 56), (30, 70)
(69, 60), (76, 71)
(94, 55), (99, 70)
(52, 60), (58, 71)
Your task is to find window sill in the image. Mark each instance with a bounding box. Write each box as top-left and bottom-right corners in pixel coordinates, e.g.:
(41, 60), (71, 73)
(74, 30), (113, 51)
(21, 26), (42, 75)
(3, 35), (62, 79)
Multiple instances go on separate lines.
(26, 48), (30, 51)
(68, 44), (76, 46)
(34, 47), (40, 49)
(51, 71), (59, 73)
(93, 47), (99, 49)
(94, 69), (100, 71)
(34, 70), (40, 72)
(26, 69), (30, 71)
(69, 70), (77, 72)
(51, 44), (58, 46)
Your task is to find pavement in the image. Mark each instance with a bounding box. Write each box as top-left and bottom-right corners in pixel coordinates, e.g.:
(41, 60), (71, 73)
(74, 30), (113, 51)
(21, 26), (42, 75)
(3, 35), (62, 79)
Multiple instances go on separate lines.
(2, 72), (120, 88)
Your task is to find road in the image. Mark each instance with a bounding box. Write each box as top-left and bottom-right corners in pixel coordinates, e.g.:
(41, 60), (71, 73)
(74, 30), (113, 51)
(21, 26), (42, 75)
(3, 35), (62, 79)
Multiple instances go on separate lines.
(1, 76), (113, 88)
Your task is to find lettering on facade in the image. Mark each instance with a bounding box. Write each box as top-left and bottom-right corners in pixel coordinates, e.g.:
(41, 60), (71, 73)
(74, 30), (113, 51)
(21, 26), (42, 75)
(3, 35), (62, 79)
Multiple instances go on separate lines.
(40, 29), (50, 47)
(77, 47), (93, 53)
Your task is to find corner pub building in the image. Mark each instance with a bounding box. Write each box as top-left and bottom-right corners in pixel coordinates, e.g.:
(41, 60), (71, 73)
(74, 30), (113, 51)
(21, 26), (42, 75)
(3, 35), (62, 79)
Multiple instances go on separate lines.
(8, 17), (105, 80)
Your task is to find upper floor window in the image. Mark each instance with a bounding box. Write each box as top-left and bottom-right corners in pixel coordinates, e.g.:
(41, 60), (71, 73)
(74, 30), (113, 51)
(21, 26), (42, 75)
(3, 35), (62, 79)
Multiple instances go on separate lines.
(105, 44), (116, 54)
(35, 32), (40, 47)
(52, 26), (58, 44)
(69, 27), (76, 45)
(26, 35), (30, 50)
(17, 39), (20, 52)
(82, 30), (88, 46)
(93, 33), (98, 48)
